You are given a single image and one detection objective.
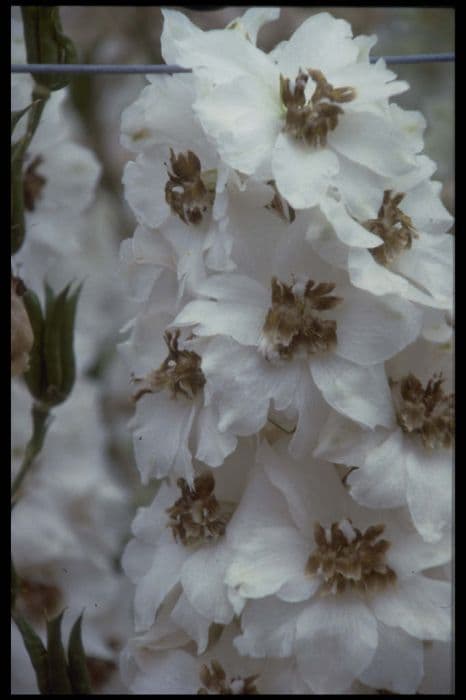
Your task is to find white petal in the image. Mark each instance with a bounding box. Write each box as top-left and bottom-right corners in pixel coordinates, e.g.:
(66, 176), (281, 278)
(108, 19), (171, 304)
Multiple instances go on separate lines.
(272, 133), (339, 209)
(226, 526), (310, 599)
(359, 622), (423, 694)
(235, 597), (306, 658)
(275, 12), (358, 76)
(129, 649), (199, 694)
(328, 111), (417, 177)
(201, 338), (300, 436)
(134, 533), (187, 631)
(314, 411), (390, 464)
(402, 179), (454, 235)
(180, 541), (234, 624)
(405, 441), (453, 543)
(347, 428), (407, 508)
(122, 152), (170, 228)
(287, 362), (329, 459)
(193, 403), (237, 468)
(131, 482), (178, 544)
(320, 196), (382, 248)
(232, 7), (280, 45)
(132, 394), (196, 484)
(310, 354), (395, 429)
(329, 62), (409, 105)
(296, 594), (378, 693)
(391, 233), (453, 307)
(196, 272), (269, 306)
(171, 593), (211, 654)
(386, 531), (452, 577)
(334, 288), (423, 365)
(172, 298), (265, 346)
(348, 247), (411, 297)
(161, 9), (202, 64)
(193, 74), (280, 174)
(174, 24), (278, 86)
(370, 575), (451, 641)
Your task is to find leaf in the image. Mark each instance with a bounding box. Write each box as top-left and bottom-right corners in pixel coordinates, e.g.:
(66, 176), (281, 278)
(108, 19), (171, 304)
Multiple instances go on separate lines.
(20, 7), (77, 91)
(67, 614), (92, 694)
(12, 610), (49, 694)
(46, 610), (72, 694)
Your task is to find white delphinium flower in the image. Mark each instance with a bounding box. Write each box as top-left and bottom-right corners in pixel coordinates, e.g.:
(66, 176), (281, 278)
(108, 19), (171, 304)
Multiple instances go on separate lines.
(121, 440), (254, 635)
(121, 620), (308, 695)
(162, 9), (419, 210)
(118, 298), (238, 484)
(121, 73), (237, 299)
(171, 225), (423, 457)
(315, 335), (454, 543)
(225, 439), (451, 694)
(310, 170), (454, 310)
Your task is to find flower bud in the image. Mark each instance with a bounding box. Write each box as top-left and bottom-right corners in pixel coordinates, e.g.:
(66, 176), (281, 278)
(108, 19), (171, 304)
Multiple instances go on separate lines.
(22, 282), (82, 406)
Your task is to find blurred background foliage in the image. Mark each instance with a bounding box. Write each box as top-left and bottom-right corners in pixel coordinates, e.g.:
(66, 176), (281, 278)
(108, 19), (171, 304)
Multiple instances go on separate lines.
(37, 6), (454, 242)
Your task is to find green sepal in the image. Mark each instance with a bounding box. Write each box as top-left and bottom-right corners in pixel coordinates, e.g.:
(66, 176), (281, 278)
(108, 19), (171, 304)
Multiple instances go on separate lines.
(46, 610), (72, 694)
(67, 613), (92, 694)
(20, 7), (77, 91)
(12, 609), (49, 694)
(59, 283), (83, 398)
(22, 287), (46, 401)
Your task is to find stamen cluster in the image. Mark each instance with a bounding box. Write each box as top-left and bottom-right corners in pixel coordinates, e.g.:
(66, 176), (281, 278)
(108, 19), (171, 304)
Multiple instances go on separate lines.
(306, 520), (396, 595)
(364, 191), (419, 266)
(166, 472), (230, 547)
(260, 277), (342, 360)
(391, 373), (454, 449)
(165, 149), (216, 225)
(198, 660), (260, 695)
(132, 330), (205, 402)
(281, 69), (355, 147)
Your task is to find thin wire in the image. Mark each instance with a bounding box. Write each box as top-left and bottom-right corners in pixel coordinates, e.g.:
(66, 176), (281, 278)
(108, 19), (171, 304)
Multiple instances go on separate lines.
(10, 52), (455, 75)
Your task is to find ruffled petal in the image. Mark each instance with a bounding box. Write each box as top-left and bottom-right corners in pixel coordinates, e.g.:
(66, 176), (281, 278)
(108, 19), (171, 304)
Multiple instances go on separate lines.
(296, 594), (378, 693)
(272, 132), (339, 209)
(310, 354), (395, 428)
(359, 622), (423, 694)
(333, 287), (423, 365)
(275, 12), (358, 76)
(405, 441), (452, 543)
(369, 575), (451, 641)
(328, 111), (417, 178)
(347, 428), (407, 508)
(180, 541), (235, 624)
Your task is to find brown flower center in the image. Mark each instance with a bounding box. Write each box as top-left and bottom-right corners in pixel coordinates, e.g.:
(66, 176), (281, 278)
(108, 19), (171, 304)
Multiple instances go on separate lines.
(165, 149), (216, 225)
(259, 277), (342, 361)
(23, 155), (47, 212)
(132, 330), (205, 402)
(167, 472), (233, 547)
(391, 373), (454, 449)
(364, 191), (419, 266)
(281, 69), (356, 147)
(305, 519), (396, 596)
(197, 660), (260, 695)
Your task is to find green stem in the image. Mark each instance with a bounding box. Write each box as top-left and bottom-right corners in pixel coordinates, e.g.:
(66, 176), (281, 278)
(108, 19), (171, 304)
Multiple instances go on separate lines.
(11, 402), (52, 502)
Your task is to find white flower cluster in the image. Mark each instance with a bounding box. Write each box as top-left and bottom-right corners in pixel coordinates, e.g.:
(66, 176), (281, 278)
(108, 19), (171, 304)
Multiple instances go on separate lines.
(119, 9), (453, 694)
